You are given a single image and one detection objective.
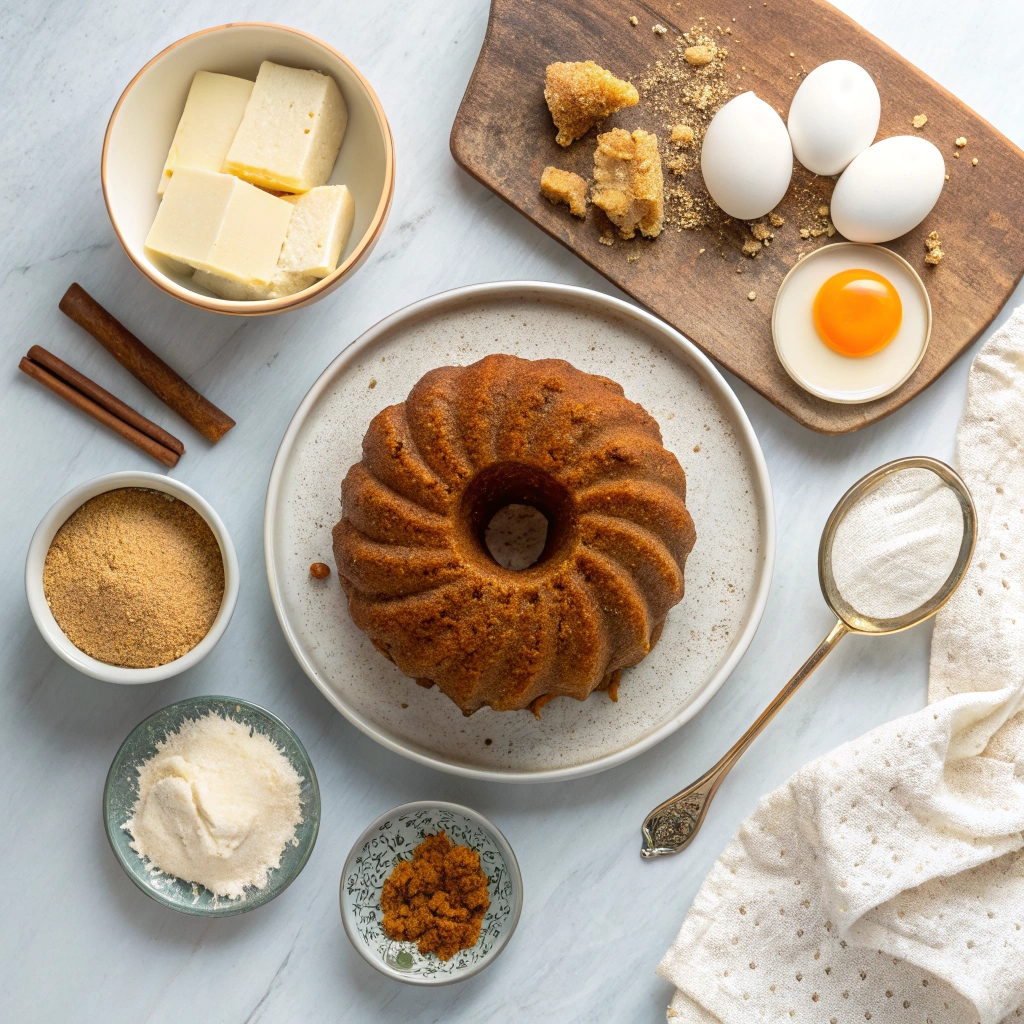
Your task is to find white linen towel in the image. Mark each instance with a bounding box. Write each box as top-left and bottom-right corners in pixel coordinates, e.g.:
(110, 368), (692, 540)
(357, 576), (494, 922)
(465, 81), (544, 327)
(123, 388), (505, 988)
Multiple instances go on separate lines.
(659, 306), (1024, 1024)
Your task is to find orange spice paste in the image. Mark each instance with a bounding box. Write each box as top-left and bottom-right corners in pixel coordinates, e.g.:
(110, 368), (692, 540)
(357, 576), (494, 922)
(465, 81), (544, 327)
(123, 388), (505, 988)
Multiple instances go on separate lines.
(380, 832), (490, 961)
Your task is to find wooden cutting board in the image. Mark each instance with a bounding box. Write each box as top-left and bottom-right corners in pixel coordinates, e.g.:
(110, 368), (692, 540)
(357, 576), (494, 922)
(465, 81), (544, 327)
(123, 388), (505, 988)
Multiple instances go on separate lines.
(451, 0), (1024, 434)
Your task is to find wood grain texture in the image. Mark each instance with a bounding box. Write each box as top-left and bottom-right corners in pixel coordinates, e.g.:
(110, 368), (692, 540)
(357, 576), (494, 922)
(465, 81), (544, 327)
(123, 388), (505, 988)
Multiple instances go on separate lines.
(451, 0), (1024, 433)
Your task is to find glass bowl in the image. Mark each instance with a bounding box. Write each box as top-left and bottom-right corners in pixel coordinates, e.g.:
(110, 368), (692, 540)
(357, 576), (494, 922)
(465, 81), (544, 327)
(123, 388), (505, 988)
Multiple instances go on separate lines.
(104, 695), (320, 916)
(340, 801), (522, 984)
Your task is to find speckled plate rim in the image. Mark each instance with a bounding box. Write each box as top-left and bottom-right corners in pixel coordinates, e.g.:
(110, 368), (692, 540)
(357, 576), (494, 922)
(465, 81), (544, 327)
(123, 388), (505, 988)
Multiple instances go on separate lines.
(771, 242), (933, 404)
(103, 695), (321, 917)
(339, 800), (523, 985)
(263, 280), (776, 782)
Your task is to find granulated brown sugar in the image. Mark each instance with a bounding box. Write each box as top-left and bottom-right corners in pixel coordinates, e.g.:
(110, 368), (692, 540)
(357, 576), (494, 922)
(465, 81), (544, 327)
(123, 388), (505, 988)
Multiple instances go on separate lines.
(639, 22), (732, 233)
(43, 487), (224, 668)
(924, 230), (945, 265)
(380, 832), (490, 961)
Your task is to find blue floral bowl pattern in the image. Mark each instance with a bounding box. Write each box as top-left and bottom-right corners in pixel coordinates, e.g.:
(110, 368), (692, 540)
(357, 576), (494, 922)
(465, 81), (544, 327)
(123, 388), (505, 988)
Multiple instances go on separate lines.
(340, 801), (522, 984)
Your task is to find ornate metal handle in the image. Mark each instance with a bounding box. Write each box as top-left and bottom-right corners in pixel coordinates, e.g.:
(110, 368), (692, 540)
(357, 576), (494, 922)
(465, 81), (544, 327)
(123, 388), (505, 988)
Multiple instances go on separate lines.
(641, 618), (850, 858)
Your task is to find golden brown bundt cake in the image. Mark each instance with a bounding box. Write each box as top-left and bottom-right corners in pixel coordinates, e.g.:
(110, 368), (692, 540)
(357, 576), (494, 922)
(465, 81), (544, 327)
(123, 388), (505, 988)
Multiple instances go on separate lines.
(332, 354), (696, 716)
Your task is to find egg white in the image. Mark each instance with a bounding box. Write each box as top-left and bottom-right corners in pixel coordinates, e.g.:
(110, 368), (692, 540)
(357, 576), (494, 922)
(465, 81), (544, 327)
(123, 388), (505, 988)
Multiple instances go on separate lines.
(772, 243), (931, 403)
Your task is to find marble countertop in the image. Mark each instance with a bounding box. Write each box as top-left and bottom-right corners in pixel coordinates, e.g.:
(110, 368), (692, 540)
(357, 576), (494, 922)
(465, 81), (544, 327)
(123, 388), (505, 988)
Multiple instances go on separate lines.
(3, 1), (1022, 1020)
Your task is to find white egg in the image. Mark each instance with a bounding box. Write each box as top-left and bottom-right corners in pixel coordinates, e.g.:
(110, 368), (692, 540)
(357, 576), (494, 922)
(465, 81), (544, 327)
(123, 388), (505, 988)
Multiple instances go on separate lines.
(830, 136), (945, 243)
(773, 243), (931, 403)
(787, 60), (880, 175)
(700, 92), (793, 220)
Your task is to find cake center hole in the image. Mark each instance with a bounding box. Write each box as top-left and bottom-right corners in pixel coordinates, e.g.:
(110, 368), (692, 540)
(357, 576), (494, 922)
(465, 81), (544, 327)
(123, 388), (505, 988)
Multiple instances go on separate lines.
(483, 504), (550, 571)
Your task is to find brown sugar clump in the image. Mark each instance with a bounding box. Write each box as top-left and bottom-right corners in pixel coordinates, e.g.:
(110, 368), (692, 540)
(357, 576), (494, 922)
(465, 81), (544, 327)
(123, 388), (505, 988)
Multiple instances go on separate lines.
(684, 44), (716, 66)
(924, 230), (944, 265)
(540, 166), (588, 217)
(592, 128), (664, 239)
(380, 832), (490, 961)
(912, 114), (928, 129)
(544, 61), (639, 147)
(671, 124), (695, 146)
(42, 488), (224, 668)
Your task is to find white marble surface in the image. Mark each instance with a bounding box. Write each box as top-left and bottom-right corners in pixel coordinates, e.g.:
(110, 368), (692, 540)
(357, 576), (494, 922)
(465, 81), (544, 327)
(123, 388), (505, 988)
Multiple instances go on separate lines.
(2, 2), (1022, 1020)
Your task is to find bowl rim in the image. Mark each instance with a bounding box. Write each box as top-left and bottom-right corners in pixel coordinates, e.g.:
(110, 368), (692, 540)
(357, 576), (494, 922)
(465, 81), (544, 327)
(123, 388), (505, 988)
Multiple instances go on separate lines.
(25, 471), (239, 684)
(771, 241), (933, 404)
(103, 694), (321, 917)
(339, 800), (523, 985)
(101, 21), (396, 317)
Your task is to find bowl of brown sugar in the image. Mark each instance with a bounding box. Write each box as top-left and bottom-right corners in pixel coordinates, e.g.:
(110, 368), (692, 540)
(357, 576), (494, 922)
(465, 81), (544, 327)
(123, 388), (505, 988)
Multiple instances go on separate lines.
(340, 801), (522, 985)
(26, 471), (238, 683)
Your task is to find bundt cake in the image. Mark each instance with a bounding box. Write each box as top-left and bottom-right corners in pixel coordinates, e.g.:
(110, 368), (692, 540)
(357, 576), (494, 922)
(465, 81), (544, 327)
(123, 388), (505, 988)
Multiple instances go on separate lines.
(332, 354), (696, 716)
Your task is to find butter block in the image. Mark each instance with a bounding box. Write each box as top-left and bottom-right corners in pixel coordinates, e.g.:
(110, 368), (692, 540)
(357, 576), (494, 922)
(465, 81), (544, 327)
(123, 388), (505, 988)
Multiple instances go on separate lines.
(158, 71), (254, 195)
(145, 167), (292, 285)
(279, 185), (355, 278)
(224, 62), (347, 193)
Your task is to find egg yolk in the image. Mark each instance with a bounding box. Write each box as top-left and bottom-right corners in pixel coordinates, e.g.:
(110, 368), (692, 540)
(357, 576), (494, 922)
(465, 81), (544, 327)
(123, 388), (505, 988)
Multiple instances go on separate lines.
(813, 269), (903, 358)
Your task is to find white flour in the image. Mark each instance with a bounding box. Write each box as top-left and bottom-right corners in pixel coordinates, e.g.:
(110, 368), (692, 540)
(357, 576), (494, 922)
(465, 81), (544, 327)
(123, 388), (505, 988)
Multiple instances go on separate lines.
(830, 467), (964, 621)
(124, 713), (303, 900)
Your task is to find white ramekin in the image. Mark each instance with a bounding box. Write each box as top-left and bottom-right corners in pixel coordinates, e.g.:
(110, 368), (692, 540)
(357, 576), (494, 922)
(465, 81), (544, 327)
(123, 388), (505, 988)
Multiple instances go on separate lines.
(25, 472), (239, 683)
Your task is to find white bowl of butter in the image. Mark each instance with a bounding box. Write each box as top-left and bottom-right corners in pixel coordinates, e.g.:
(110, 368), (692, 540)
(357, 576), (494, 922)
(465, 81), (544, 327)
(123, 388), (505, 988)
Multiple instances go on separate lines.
(102, 23), (395, 316)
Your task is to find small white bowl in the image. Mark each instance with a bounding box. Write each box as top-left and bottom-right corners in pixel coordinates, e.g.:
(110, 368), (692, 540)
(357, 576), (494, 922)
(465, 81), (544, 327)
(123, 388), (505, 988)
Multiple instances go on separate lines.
(25, 472), (239, 684)
(340, 801), (522, 985)
(102, 22), (395, 316)
(772, 242), (932, 404)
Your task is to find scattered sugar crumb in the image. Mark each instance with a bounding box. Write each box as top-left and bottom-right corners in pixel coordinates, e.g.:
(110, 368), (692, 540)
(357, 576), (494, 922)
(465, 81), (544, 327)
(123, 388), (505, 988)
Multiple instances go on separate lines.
(671, 124), (695, 145)
(747, 291), (756, 300)
(972, 157), (979, 165)
(912, 114), (928, 129)
(955, 136), (967, 147)
(684, 44), (716, 65)
(369, 378), (377, 389)
(924, 230), (944, 265)
(599, 232), (615, 246)
(750, 221), (772, 241)
(817, 205), (829, 217)
(653, 23), (668, 35)
(629, 15), (639, 25)
(769, 212), (785, 227)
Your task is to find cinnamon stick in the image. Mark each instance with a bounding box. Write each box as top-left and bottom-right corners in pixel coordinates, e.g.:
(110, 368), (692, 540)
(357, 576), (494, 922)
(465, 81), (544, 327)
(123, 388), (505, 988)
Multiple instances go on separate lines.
(26, 346), (184, 455)
(59, 283), (235, 443)
(19, 357), (180, 467)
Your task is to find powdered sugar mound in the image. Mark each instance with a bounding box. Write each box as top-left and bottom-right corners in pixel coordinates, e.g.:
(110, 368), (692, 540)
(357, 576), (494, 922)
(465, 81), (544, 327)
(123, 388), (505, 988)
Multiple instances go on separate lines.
(125, 713), (303, 900)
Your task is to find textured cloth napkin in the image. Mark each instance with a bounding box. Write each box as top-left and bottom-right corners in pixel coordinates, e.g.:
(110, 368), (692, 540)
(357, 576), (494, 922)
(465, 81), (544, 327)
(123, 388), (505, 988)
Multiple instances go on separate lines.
(659, 306), (1024, 1024)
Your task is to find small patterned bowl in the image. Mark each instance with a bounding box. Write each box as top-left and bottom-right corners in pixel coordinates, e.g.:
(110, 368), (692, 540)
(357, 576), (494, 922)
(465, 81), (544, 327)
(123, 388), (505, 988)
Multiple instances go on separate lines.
(104, 695), (320, 917)
(340, 801), (522, 984)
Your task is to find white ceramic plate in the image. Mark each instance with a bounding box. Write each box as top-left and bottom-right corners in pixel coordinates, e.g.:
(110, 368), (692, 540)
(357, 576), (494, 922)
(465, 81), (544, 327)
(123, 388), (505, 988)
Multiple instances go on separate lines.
(265, 282), (774, 781)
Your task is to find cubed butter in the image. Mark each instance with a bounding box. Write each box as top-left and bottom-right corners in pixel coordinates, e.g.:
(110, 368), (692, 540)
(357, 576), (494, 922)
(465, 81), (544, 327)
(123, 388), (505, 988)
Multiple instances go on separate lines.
(192, 267), (315, 301)
(145, 167), (292, 285)
(224, 62), (347, 193)
(279, 185), (355, 278)
(158, 71), (254, 195)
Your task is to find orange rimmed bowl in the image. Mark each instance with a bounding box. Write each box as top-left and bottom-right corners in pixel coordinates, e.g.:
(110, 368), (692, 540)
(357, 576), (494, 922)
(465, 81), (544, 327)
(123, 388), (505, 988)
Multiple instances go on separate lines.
(102, 23), (395, 316)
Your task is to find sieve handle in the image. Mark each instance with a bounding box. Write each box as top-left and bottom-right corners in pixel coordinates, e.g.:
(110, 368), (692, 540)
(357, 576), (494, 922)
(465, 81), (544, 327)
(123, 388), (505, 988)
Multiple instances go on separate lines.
(640, 618), (851, 858)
